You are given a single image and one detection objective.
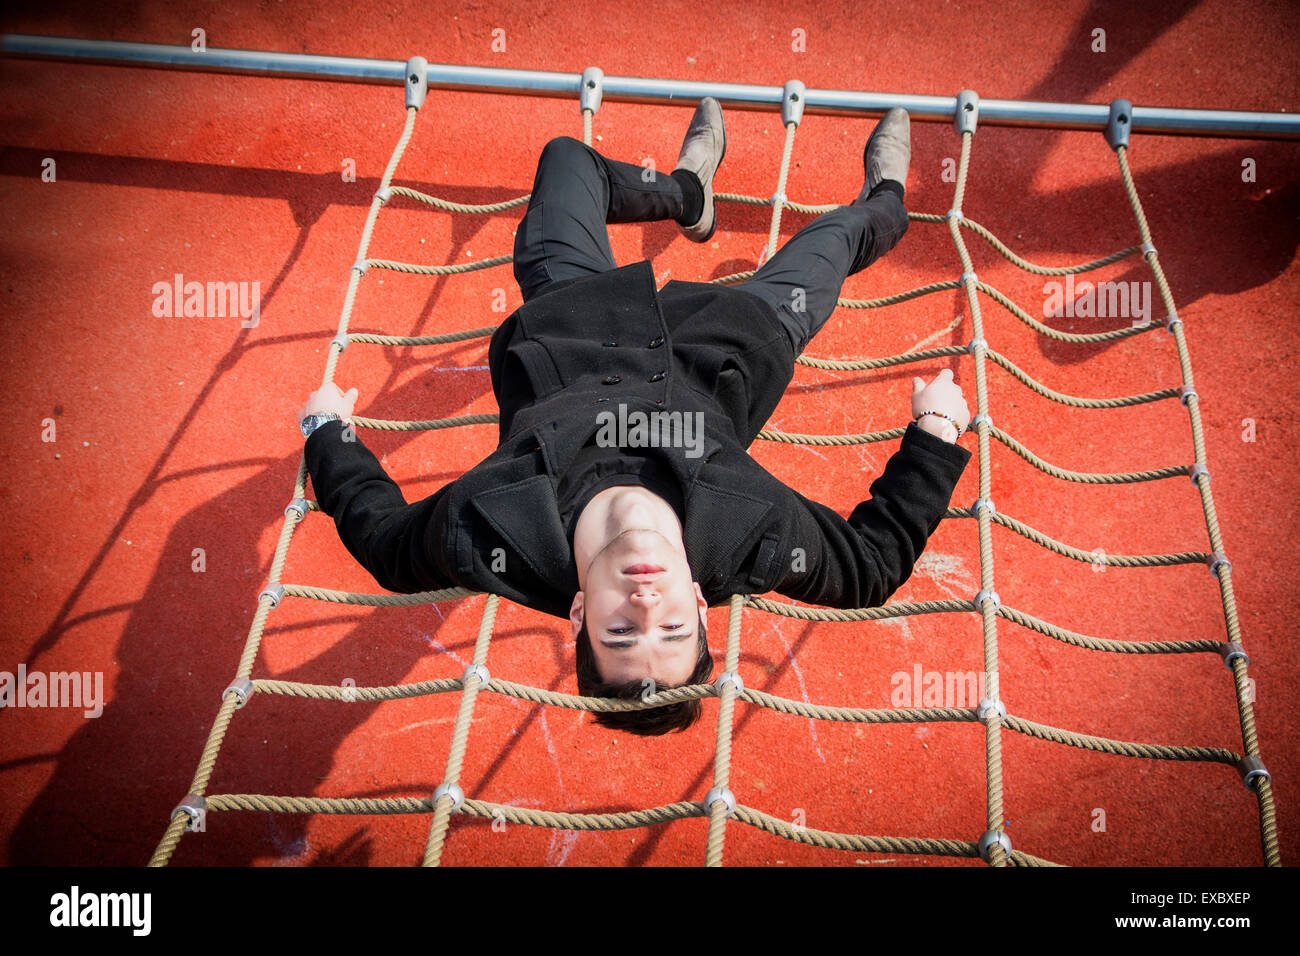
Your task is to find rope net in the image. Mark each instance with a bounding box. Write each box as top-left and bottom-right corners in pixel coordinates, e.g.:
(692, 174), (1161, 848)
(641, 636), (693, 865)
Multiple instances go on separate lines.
(149, 83), (1279, 868)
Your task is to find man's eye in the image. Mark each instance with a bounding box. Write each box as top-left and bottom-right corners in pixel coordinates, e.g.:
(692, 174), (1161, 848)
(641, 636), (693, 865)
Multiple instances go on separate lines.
(609, 626), (633, 635)
(663, 624), (683, 630)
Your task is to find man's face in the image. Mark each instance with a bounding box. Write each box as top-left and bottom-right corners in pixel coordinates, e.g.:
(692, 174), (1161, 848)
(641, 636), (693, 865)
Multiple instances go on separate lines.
(571, 528), (706, 687)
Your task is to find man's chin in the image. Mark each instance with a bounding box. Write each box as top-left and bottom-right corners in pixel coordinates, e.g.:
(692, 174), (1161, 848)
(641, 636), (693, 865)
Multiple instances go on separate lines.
(612, 527), (672, 547)
(596, 528), (676, 565)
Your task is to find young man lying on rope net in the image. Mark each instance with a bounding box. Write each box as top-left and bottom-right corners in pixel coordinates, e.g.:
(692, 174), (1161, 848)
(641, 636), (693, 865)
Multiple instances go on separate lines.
(297, 101), (973, 736)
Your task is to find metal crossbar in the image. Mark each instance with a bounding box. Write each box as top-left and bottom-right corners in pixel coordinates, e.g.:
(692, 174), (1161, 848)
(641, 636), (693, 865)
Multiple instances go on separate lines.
(145, 67), (1277, 868)
(4, 34), (1300, 139)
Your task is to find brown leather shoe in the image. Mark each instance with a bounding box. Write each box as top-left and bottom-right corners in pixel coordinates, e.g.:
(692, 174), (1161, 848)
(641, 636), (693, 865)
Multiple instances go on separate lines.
(673, 97), (726, 242)
(854, 107), (910, 204)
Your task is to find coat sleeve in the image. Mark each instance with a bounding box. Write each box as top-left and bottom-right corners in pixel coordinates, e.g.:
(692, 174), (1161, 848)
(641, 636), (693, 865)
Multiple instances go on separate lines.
(303, 419), (458, 594)
(774, 421), (972, 609)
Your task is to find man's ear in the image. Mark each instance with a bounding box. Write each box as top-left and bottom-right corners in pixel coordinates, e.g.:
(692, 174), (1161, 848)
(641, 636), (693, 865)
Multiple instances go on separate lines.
(569, 591), (585, 639)
(693, 581), (708, 630)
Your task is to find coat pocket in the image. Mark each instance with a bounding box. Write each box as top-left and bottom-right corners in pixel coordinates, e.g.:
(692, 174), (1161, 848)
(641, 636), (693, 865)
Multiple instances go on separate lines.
(507, 338), (565, 401)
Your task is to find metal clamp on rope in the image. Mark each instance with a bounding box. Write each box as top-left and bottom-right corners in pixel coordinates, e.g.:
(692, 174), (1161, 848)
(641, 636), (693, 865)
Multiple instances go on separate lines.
(404, 56), (428, 110)
(770, 191), (787, 207)
(1141, 241), (1157, 257)
(284, 498), (308, 520)
(375, 186), (392, 206)
(954, 90), (979, 136)
(946, 208), (963, 222)
(978, 828), (1012, 863)
(774, 79), (806, 128)
(977, 697), (1007, 723)
(223, 678), (254, 709)
(433, 782), (464, 812)
(715, 671), (744, 695)
(1178, 384), (1198, 406)
(1188, 463), (1210, 487)
(972, 497), (996, 518)
(974, 588), (1001, 612)
(331, 334), (350, 353)
(1237, 756), (1270, 790)
(258, 583), (285, 608)
(462, 664), (490, 687)
(1207, 551), (1232, 577)
(781, 80), (806, 127)
(171, 793), (207, 830)
(351, 259), (369, 276)
(960, 270), (978, 287)
(967, 337), (987, 354)
(1220, 642), (1249, 670)
(1166, 312), (1183, 333)
(704, 787), (736, 818)
(970, 413), (992, 433)
(1104, 98), (1133, 151)
(580, 67), (604, 114)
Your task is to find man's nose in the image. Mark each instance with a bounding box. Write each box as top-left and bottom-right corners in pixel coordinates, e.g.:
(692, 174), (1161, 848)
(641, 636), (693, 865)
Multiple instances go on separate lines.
(628, 586), (660, 608)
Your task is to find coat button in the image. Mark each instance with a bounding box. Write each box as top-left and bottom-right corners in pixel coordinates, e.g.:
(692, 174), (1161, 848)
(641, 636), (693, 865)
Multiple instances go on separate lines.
(648, 336), (665, 349)
(648, 371), (665, 383)
(603, 340), (617, 347)
(602, 375), (621, 385)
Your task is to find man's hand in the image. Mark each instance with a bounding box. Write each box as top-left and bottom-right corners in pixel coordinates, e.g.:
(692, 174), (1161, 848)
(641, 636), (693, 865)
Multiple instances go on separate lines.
(298, 382), (359, 426)
(910, 369), (971, 443)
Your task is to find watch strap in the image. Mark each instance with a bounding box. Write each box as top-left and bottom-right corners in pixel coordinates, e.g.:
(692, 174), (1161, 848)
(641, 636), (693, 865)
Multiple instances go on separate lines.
(300, 412), (342, 438)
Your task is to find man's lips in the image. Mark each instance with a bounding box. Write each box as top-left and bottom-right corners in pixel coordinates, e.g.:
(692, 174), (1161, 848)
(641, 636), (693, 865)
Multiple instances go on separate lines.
(623, 564), (666, 576)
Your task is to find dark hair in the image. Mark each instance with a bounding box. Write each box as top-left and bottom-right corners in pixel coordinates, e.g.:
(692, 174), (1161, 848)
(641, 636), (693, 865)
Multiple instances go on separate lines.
(575, 612), (713, 736)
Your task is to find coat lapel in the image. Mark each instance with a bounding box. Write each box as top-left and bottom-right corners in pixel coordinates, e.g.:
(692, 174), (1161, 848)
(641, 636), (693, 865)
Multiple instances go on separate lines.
(469, 472), (577, 594)
(683, 475), (775, 588)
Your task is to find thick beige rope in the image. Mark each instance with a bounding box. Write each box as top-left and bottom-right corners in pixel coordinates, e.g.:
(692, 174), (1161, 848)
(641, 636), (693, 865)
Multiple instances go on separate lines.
(153, 92), (1278, 870)
(149, 103), (421, 868)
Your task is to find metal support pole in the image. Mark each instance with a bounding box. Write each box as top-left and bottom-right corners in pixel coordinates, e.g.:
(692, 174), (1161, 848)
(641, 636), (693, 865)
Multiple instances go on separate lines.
(3, 34), (1298, 139)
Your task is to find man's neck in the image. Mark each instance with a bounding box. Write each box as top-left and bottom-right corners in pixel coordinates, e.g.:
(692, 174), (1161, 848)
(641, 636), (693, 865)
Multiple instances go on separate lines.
(572, 484), (684, 585)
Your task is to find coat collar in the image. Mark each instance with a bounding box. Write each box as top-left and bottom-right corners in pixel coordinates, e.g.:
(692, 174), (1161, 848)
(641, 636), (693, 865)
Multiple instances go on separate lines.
(682, 477), (775, 587)
(468, 436), (773, 602)
(469, 469), (578, 597)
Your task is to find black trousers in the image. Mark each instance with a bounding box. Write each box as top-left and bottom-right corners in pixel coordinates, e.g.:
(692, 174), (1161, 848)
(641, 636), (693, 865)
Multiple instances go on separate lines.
(512, 135), (910, 355)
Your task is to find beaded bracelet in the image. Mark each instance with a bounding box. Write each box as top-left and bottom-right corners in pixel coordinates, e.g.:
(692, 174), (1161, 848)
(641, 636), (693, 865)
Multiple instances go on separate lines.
(914, 410), (963, 435)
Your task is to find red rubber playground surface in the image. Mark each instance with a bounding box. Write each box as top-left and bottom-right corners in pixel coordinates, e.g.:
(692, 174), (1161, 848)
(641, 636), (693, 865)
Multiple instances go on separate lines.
(1, 0), (1297, 868)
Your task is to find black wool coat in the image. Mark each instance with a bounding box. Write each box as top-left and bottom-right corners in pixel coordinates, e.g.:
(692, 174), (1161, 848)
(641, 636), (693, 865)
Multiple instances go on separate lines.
(305, 259), (973, 619)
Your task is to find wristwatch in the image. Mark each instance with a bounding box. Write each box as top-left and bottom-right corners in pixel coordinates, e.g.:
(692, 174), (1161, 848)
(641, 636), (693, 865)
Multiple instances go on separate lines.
(300, 412), (342, 438)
